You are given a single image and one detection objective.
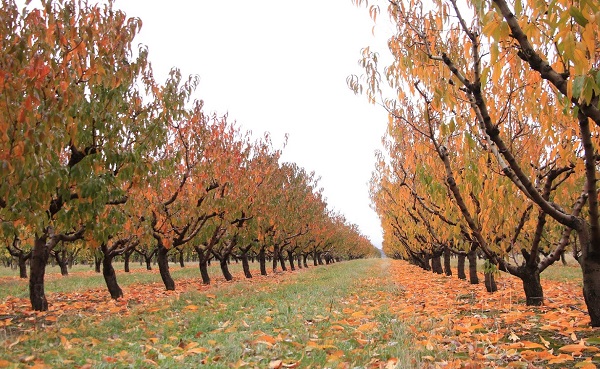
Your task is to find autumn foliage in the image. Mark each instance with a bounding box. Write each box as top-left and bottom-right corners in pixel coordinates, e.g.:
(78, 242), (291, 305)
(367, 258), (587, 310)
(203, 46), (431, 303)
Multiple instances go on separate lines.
(351, 0), (600, 326)
(0, 0), (379, 312)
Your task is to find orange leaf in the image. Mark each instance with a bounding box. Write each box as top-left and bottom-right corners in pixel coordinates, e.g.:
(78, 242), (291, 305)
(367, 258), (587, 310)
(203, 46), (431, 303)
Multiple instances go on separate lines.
(187, 347), (210, 355)
(559, 344), (599, 354)
(254, 335), (277, 347)
(548, 354), (574, 364)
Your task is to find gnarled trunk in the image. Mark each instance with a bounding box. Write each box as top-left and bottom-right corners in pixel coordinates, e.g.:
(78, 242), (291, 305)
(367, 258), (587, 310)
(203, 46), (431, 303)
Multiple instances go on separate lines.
(220, 256), (233, 281)
(123, 249), (132, 273)
(199, 258), (210, 285)
(241, 253), (252, 279)
(29, 235), (50, 311)
(279, 251), (287, 271)
(157, 241), (175, 291)
(54, 249), (69, 276)
(101, 246), (123, 299)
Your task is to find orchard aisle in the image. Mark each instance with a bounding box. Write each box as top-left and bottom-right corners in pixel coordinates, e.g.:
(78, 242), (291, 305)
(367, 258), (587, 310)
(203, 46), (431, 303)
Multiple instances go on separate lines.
(0, 259), (596, 368)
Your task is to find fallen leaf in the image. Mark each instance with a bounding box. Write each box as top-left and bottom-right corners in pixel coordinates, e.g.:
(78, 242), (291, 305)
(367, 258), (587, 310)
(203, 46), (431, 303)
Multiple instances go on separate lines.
(269, 359), (283, 369)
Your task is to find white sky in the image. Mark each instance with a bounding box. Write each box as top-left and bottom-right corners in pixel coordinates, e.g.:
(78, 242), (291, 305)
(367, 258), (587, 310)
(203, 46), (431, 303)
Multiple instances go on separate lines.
(114, 0), (390, 248)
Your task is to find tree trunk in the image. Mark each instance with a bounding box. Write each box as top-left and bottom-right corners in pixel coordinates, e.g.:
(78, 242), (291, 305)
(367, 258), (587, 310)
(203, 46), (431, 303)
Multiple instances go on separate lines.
(297, 255), (303, 269)
(144, 254), (152, 270)
(317, 253), (324, 265)
(519, 267), (543, 305)
(199, 258), (210, 285)
(443, 248), (452, 276)
(272, 245), (279, 272)
(178, 248), (185, 268)
(484, 271), (498, 293)
(219, 257), (233, 281)
(157, 242), (175, 291)
(279, 251), (287, 271)
(94, 254), (102, 273)
(18, 254), (29, 279)
(303, 253), (309, 268)
(101, 248), (123, 299)
(457, 254), (466, 280)
(431, 254), (443, 274)
(124, 248), (134, 273)
(55, 249), (68, 276)
(582, 255), (600, 326)
(240, 253), (252, 279)
(29, 235), (50, 311)
(259, 247), (267, 276)
(467, 251), (479, 284)
(288, 250), (295, 271)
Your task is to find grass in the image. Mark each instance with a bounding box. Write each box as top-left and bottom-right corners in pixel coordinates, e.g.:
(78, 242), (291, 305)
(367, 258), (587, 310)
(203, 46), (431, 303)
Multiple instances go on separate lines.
(0, 259), (423, 368)
(0, 261), (255, 300)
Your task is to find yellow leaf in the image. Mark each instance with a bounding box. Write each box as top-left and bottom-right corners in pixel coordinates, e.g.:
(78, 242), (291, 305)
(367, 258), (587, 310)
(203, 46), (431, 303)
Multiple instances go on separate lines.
(59, 327), (76, 335)
(187, 347), (210, 355)
(357, 322), (378, 332)
(254, 335), (277, 347)
(60, 335), (72, 349)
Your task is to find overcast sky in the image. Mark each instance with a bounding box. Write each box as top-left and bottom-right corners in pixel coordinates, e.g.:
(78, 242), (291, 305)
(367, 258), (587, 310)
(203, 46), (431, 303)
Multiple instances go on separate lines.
(114, 0), (391, 248)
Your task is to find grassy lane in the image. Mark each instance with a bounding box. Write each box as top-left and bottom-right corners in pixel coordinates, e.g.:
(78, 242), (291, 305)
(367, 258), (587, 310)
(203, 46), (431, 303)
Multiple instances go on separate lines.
(0, 259), (423, 368)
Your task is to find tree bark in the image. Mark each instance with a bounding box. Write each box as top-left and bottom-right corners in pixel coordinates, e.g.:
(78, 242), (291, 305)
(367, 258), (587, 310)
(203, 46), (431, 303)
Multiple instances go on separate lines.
(431, 254), (443, 274)
(241, 253), (252, 279)
(443, 248), (452, 276)
(178, 247), (185, 268)
(157, 241), (175, 291)
(199, 258), (210, 285)
(297, 255), (303, 269)
(54, 249), (69, 276)
(219, 256), (233, 281)
(29, 235), (50, 311)
(279, 251), (287, 271)
(288, 250), (295, 271)
(303, 253), (309, 268)
(123, 248), (134, 273)
(259, 247), (267, 276)
(101, 247), (123, 299)
(94, 254), (102, 273)
(467, 251), (479, 284)
(519, 267), (543, 305)
(18, 254), (29, 279)
(484, 271), (498, 293)
(457, 254), (466, 280)
(272, 245), (279, 272)
(582, 253), (600, 326)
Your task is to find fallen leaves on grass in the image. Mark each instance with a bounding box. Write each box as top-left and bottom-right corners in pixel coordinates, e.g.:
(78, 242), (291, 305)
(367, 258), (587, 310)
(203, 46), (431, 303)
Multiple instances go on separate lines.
(383, 260), (599, 368)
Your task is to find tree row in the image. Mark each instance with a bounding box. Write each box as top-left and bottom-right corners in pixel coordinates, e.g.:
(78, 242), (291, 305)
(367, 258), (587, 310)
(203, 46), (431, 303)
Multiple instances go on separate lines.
(0, 0), (379, 311)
